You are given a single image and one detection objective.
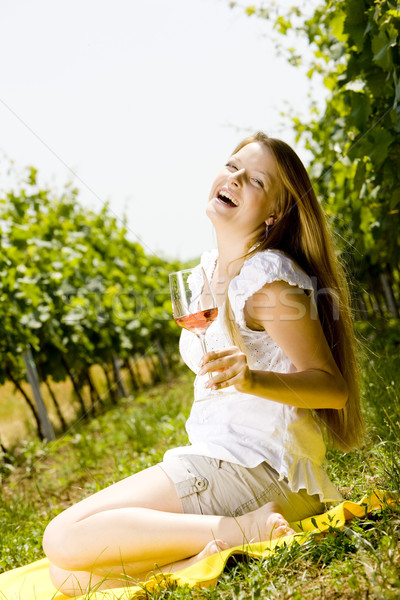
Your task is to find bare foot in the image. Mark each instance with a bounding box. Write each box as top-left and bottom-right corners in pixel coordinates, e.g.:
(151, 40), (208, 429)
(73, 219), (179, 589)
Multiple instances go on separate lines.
(239, 502), (295, 544)
(166, 539), (229, 573)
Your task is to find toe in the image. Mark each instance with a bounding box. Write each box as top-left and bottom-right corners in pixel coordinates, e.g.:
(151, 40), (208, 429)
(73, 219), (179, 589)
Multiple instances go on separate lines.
(273, 524), (295, 539)
(214, 540), (229, 551)
(207, 539), (229, 554)
(266, 512), (294, 539)
(199, 539), (229, 559)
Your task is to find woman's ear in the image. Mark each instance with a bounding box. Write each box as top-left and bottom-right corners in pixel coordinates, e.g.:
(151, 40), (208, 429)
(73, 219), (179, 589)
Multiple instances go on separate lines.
(265, 215), (277, 228)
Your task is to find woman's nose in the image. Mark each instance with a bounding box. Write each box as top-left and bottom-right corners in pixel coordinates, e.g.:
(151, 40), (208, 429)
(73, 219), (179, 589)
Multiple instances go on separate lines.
(228, 168), (245, 186)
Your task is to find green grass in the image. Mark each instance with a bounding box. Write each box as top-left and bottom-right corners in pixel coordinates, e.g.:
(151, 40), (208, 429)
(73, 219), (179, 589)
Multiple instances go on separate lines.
(1, 321), (400, 598)
(0, 370), (194, 574)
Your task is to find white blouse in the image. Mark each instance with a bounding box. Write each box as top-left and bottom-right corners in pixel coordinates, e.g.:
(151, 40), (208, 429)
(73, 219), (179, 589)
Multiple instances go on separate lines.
(164, 249), (342, 502)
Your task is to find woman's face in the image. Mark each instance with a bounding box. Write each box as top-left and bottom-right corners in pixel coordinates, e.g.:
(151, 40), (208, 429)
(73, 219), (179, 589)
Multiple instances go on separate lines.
(206, 142), (280, 238)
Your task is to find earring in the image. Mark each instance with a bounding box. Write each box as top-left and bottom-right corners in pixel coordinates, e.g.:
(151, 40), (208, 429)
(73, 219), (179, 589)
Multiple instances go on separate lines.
(249, 223), (270, 254)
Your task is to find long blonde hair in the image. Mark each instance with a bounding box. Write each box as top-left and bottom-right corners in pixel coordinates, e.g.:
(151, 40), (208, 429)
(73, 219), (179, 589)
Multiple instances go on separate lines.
(223, 132), (364, 450)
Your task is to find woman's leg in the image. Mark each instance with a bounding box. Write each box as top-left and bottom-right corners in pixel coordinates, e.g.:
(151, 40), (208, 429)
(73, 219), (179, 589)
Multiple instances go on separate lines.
(48, 564), (151, 596)
(48, 539), (231, 596)
(43, 464), (292, 596)
(43, 464), (182, 567)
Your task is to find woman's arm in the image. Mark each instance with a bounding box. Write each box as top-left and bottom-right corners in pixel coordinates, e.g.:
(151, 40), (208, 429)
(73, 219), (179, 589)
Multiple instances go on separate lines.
(199, 280), (348, 410)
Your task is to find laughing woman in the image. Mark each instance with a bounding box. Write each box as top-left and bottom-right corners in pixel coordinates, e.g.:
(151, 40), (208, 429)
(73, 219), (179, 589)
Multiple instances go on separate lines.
(43, 132), (364, 595)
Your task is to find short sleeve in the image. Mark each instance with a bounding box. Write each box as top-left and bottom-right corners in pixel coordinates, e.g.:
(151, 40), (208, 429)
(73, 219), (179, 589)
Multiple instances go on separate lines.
(228, 249), (315, 329)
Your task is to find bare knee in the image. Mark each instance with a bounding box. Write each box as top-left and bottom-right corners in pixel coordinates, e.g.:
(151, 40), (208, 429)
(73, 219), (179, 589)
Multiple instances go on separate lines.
(43, 514), (84, 571)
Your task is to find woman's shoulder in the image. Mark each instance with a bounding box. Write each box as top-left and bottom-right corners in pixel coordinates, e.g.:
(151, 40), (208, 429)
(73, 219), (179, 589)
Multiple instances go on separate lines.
(227, 249), (315, 330)
(237, 248), (314, 292)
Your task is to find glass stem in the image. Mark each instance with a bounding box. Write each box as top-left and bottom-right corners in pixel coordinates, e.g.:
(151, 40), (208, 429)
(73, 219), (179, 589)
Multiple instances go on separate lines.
(199, 334), (207, 355)
(198, 334), (213, 382)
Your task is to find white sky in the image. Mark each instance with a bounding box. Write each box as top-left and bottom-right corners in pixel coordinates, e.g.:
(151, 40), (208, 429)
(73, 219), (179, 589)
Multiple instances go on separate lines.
(0, 0), (324, 261)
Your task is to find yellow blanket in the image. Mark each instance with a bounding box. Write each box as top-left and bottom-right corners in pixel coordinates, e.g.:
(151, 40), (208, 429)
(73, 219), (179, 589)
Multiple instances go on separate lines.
(0, 491), (393, 600)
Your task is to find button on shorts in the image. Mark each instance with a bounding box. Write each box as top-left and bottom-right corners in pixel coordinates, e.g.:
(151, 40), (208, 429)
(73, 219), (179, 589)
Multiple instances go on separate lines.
(159, 454), (324, 523)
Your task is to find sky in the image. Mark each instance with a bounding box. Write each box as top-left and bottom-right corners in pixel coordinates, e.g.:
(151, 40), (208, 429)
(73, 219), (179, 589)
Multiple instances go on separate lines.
(0, 0), (324, 261)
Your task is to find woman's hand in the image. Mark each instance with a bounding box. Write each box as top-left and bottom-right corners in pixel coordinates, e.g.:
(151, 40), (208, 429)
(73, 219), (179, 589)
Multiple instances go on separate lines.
(198, 346), (253, 393)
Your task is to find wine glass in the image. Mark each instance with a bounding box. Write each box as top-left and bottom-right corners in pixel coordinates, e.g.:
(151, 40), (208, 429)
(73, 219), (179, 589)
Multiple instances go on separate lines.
(169, 266), (218, 358)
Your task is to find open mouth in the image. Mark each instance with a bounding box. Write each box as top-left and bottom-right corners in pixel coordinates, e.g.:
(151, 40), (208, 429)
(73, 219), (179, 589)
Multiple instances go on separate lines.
(217, 190), (239, 207)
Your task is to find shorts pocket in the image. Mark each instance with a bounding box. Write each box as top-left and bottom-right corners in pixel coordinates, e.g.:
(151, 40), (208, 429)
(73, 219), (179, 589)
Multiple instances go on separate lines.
(174, 474), (209, 514)
(175, 474), (209, 497)
(232, 482), (282, 517)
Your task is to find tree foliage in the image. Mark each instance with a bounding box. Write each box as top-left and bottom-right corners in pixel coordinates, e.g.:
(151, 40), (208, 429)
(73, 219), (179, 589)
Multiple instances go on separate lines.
(238, 0), (400, 277)
(0, 168), (181, 407)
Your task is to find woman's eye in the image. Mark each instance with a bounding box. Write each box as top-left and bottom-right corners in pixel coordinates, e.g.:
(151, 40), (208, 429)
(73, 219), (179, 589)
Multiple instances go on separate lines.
(251, 177), (264, 187)
(226, 163), (237, 170)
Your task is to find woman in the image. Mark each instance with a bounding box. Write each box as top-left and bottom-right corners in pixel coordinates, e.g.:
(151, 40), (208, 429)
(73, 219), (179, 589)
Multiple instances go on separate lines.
(43, 132), (364, 595)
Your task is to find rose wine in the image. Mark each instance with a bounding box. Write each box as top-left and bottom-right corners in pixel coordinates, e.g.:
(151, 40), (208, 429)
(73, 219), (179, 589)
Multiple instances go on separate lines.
(175, 307), (218, 336)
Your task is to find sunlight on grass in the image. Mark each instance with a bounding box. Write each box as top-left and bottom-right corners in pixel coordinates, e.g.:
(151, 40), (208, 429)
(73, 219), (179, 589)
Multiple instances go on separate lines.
(1, 322), (399, 598)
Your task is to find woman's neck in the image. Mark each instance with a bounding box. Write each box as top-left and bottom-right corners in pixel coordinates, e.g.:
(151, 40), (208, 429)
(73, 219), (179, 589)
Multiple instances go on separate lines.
(214, 230), (254, 278)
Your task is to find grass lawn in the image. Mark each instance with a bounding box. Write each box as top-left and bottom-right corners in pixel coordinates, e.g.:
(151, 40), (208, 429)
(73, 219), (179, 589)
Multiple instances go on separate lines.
(1, 320), (399, 599)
